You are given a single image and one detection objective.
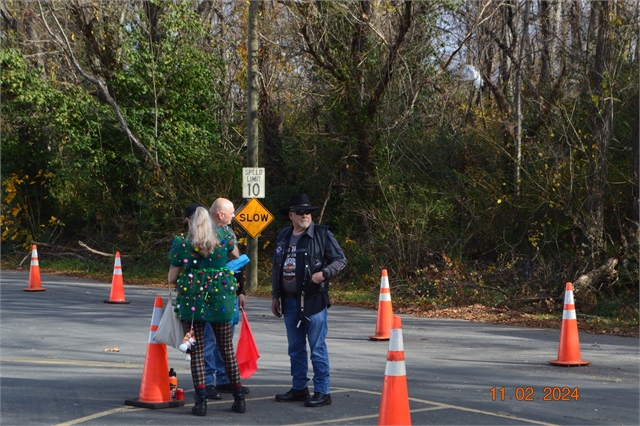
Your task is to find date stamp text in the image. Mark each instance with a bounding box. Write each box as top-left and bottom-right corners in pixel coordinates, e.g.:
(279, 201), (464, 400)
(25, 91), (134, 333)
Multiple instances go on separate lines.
(490, 387), (580, 401)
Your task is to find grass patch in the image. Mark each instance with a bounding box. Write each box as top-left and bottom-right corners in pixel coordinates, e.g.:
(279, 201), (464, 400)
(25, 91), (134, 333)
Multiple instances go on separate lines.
(2, 252), (636, 337)
(1, 253), (168, 287)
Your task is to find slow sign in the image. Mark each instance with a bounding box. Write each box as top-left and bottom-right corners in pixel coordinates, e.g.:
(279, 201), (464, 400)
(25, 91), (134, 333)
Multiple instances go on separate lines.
(234, 198), (274, 239)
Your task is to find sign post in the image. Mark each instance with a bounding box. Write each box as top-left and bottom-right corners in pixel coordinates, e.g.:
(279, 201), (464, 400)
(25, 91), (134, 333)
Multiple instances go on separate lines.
(245, 0), (260, 293)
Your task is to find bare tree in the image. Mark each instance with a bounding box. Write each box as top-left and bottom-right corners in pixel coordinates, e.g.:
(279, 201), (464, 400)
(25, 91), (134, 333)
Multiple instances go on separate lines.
(286, 0), (421, 182)
(258, 1), (286, 188)
(36, 0), (160, 171)
(583, 1), (614, 258)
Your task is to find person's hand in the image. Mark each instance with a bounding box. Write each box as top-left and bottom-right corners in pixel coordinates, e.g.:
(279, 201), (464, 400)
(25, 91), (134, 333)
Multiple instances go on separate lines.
(271, 298), (282, 318)
(238, 294), (246, 310)
(311, 271), (324, 284)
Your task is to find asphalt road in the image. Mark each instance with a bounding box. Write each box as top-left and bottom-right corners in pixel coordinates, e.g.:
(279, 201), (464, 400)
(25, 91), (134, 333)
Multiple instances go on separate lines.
(1, 270), (638, 426)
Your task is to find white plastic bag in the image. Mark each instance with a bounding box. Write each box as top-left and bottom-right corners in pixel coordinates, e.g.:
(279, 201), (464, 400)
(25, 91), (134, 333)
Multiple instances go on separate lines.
(153, 292), (184, 349)
(461, 65), (484, 90)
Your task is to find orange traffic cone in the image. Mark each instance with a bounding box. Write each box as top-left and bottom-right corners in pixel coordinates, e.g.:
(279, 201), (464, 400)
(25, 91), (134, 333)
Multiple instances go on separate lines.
(378, 316), (411, 426)
(370, 269), (393, 341)
(125, 297), (184, 408)
(24, 244), (45, 292)
(104, 252), (130, 304)
(548, 282), (590, 367)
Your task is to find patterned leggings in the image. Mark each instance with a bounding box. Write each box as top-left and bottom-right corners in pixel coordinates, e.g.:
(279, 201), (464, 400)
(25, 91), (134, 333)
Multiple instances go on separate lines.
(186, 321), (242, 388)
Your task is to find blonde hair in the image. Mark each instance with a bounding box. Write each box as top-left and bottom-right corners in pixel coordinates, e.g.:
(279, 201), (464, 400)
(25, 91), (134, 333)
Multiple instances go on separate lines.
(188, 207), (219, 256)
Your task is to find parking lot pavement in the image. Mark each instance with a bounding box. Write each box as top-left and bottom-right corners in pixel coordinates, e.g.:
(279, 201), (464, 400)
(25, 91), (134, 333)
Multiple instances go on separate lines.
(1, 270), (638, 425)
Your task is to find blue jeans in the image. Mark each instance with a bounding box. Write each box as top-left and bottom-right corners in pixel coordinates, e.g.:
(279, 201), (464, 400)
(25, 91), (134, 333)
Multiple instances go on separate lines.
(204, 299), (239, 386)
(282, 297), (330, 394)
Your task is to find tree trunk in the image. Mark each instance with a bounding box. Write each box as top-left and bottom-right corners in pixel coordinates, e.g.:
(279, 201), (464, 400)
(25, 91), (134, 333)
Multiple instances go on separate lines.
(38, 0), (160, 171)
(633, 91), (639, 224)
(537, 1), (552, 94)
(259, 4), (285, 188)
(296, 0), (413, 185)
(514, 0), (530, 197)
(260, 88), (285, 188)
(585, 1), (614, 258)
(633, 27), (639, 225)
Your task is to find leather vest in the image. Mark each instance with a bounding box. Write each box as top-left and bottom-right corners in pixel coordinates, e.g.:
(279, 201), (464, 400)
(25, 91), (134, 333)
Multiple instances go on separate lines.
(273, 223), (329, 319)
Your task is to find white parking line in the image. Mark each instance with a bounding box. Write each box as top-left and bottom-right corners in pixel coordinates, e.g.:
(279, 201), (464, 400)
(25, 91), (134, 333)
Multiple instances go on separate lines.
(54, 407), (145, 426)
(1, 368), (559, 426)
(0, 357), (142, 368)
(287, 388), (558, 426)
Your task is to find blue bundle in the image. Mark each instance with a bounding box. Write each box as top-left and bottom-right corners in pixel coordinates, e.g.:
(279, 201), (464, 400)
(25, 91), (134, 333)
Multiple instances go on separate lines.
(226, 254), (250, 273)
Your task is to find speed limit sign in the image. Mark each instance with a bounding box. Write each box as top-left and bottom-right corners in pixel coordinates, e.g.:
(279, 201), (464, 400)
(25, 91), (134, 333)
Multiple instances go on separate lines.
(242, 168), (265, 198)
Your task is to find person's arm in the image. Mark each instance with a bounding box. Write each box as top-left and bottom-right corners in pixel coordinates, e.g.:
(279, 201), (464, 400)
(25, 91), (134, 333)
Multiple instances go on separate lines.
(271, 230), (286, 318)
(223, 226), (240, 259)
(271, 262), (282, 317)
(235, 269), (246, 310)
(228, 245), (239, 259)
(167, 235), (183, 287)
(311, 230), (347, 283)
(271, 298), (281, 318)
(168, 265), (181, 286)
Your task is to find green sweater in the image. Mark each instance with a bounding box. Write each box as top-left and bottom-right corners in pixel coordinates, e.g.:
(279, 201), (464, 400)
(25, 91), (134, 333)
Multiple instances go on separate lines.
(169, 228), (238, 323)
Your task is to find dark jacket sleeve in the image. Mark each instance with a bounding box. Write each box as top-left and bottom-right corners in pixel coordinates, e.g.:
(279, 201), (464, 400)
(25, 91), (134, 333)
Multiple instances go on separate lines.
(271, 227), (291, 299)
(321, 229), (346, 280)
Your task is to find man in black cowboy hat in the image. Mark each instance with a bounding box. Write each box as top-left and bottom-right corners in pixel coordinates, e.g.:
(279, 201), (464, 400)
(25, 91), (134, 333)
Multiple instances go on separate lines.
(271, 194), (346, 408)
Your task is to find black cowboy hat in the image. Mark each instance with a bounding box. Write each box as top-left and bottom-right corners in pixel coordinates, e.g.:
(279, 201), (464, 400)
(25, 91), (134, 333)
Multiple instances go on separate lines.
(279, 194), (320, 215)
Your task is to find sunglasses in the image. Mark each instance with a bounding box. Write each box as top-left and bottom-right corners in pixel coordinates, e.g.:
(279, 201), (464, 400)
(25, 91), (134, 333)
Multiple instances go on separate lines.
(291, 210), (311, 216)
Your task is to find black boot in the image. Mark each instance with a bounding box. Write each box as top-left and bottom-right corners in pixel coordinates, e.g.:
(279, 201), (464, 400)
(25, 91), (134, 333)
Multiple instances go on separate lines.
(231, 386), (246, 413)
(192, 388), (207, 416)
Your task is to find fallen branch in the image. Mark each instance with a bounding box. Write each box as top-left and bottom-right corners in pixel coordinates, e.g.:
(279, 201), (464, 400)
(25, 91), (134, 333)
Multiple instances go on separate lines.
(19, 253), (30, 267)
(78, 241), (113, 257)
(573, 257), (619, 294)
(494, 296), (561, 308)
(32, 241), (83, 252)
(577, 313), (603, 320)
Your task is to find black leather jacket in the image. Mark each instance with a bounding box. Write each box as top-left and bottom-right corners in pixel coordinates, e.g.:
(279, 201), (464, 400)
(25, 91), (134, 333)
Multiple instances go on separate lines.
(271, 222), (346, 319)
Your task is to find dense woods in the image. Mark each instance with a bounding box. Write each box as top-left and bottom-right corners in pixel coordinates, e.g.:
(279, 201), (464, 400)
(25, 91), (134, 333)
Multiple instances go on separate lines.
(1, 0), (638, 322)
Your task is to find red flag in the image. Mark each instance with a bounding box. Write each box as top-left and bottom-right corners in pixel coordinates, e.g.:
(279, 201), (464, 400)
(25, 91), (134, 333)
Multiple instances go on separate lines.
(236, 311), (260, 379)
